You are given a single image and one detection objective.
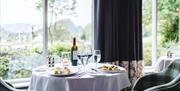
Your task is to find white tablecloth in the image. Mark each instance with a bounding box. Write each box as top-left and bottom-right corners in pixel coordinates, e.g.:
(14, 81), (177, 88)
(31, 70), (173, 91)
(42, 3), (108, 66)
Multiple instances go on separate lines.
(28, 64), (131, 91)
(155, 56), (180, 72)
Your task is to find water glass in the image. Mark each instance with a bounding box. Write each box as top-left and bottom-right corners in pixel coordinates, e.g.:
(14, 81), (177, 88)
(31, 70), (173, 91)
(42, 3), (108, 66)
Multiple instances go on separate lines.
(77, 50), (92, 72)
(93, 50), (101, 68)
(61, 52), (71, 66)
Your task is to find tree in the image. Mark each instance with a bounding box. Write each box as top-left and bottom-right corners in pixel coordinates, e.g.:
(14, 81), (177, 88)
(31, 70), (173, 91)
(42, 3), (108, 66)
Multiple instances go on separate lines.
(80, 23), (91, 41)
(35, 0), (77, 44)
(157, 0), (179, 47)
(142, 0), (152, 38)
(143, 0), (179, 47)
(0, 57), (9, 79)
(49, 19), (71, 41)
(142, 0), (179, 66)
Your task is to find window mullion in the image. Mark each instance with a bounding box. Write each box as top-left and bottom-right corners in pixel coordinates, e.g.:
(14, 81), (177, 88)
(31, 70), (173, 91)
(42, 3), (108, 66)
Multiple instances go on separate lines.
(152, 0), (157, 67)
(43, 0), (48, 63)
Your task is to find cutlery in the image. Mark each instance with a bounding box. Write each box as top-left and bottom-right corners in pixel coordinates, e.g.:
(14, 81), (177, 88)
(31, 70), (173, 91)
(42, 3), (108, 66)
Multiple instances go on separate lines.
(91, 68), (99, 72)
(73, 72), (87, 78)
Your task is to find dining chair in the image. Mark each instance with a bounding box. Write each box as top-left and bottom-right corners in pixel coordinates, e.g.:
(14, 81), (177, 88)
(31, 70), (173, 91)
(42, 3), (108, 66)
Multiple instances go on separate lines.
(132, 59), (180, 91)
(0, 79), (27, 91)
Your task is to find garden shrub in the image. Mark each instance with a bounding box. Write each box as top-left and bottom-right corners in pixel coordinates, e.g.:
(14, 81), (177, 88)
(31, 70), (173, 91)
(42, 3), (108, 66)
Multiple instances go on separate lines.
(0, 57), (9, 78)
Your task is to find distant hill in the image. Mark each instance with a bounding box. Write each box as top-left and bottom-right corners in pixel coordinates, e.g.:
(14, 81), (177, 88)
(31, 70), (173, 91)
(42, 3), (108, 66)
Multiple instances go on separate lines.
(1, 23), (41, 33)
(0, 19), (84, 34)
(54, 18), (82, 33)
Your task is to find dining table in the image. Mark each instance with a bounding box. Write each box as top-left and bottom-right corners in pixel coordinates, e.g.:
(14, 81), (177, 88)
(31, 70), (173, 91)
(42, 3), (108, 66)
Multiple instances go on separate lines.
(28, 63), (131, 91)
(155, 56), (180, 72)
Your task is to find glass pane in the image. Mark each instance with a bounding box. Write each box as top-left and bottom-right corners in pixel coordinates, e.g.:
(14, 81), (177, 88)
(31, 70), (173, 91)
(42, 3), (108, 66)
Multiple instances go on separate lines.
(157, 0), (179, 58)
(143, 0), (152, 66)
(0, 0), (43, 79)
(46, 0), (92, 63)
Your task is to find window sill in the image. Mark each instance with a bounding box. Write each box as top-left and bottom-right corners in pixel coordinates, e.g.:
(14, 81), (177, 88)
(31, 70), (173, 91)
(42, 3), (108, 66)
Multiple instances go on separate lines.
(143, 66), (156, 75)
(5, 78), (30, 89)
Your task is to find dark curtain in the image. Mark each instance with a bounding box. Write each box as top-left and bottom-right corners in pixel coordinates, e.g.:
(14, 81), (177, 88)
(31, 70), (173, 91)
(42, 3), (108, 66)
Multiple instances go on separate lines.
(94, 0), (143, 62)
(94, 0), (143, 86)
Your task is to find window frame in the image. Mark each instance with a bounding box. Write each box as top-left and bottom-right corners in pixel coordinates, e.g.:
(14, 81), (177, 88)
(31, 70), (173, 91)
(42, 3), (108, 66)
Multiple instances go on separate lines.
(151, 0), (157, 67)
(4, 0), (48, 85)
(143, 0), (157, 68)
(145, 0), (180, 70)
(42, 0), (48, 62)
(4, 0), (94, 84)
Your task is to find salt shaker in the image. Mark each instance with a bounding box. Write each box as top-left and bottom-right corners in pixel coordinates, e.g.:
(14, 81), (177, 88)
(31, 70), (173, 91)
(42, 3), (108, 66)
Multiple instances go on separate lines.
(47, 56), (52, 67)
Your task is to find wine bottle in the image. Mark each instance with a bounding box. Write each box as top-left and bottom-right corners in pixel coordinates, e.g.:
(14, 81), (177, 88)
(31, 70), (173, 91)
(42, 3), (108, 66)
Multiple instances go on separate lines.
(71, 37), (78, 66)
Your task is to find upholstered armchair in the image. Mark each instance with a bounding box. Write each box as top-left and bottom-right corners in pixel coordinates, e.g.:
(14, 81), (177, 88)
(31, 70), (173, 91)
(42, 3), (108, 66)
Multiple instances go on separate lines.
(0, 79), (26, 91)
(132, 59), (180, 91)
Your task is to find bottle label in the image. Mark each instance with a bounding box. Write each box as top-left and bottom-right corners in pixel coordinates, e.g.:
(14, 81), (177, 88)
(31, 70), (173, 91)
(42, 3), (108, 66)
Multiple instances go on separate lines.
(73, 51), (78, 60)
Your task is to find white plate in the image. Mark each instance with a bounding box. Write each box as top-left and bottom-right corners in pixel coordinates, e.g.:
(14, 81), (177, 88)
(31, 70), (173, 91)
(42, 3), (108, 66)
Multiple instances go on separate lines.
(50, 72), (77, 77)
(49, 67), (78, 77)
(97, 69), (125, 73)
(97, 65), (125, 73)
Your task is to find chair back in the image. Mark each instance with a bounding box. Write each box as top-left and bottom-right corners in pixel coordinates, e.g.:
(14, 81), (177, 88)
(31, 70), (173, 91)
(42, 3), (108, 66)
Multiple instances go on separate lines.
(164, 59), (180, 79)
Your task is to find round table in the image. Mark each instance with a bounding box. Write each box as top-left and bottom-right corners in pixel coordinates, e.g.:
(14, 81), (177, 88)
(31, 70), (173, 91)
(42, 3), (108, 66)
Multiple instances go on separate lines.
(28, 64), (131, 91)
(155, 56), (180, 72)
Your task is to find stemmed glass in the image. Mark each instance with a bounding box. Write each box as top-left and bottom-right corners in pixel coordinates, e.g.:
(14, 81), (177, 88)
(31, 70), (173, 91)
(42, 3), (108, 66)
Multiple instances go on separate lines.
(93, 50), (101, 68)
(77, 50), (92, 72)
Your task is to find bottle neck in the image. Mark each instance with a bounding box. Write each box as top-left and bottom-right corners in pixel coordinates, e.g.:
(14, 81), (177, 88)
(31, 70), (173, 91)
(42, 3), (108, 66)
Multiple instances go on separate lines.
(73, 38), (76, 46)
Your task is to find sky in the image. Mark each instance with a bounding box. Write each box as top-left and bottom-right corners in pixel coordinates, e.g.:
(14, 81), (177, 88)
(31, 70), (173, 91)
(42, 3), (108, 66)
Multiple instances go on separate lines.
(0, 0), (92, 27)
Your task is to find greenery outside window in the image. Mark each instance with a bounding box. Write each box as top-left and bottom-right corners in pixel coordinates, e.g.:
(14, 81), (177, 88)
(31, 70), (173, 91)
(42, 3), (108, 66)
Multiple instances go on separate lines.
(143, 0), (179, 66)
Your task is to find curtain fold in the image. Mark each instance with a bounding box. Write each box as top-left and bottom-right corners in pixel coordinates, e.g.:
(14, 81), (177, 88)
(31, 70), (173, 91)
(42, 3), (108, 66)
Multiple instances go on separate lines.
(94, 0), (143, 62)
(94, 0), (143, 86)
(94, 0), (113, 62)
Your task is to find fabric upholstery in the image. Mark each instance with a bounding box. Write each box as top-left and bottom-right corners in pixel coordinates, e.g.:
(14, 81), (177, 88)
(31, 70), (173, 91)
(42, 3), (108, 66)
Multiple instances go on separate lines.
(0, 79), (26, 91)
(132, 59), (180, 91)
(0, 81), (13, 91)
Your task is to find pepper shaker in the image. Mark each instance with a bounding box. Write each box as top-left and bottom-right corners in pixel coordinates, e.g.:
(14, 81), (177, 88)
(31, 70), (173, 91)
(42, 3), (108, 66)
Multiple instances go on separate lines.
(47, 56), (52, 67)
(51, 57), (55, 67)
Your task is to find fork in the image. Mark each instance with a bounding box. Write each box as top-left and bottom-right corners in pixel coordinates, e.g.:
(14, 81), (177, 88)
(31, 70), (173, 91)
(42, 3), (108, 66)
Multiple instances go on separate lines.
(74, 72), (87, 78)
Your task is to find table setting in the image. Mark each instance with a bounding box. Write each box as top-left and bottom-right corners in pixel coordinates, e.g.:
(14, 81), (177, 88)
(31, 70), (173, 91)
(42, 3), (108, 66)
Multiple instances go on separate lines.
(28, 50), (131, 91)
(155, 56), (180, 72)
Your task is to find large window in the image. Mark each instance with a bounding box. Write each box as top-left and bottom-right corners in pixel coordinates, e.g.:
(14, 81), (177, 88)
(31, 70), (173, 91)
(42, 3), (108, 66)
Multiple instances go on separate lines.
(46, 0), (92, 55)
(0, 0), (43, 79)
(143, 0), (153, 66)
(143, 0), (179, 66)
(0, 0), (92, 80)
(157, 0), (180, 58)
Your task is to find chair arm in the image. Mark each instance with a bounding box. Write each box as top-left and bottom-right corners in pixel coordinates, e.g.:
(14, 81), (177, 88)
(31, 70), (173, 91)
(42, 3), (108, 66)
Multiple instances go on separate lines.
(133, 73), (171, 90)
(144, 74), (180, 91)
(144, 80), (180, 91)
(0, 80), (27, 91)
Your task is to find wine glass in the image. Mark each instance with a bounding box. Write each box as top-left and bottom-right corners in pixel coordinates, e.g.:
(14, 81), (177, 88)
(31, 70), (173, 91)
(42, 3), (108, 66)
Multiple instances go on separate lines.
(77, 50), (92, 72)
(93, 50), (101, 68)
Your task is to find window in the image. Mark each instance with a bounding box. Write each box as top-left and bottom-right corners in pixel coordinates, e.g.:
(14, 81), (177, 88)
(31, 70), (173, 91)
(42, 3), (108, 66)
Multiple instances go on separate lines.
(143, 0), (153, 66)
(46, 0), (92, 56)
(143, 0), (179, 67)
(0, 0), (92, 80)
(0, 0), (43, 79)
(157, 0), (180, 58)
